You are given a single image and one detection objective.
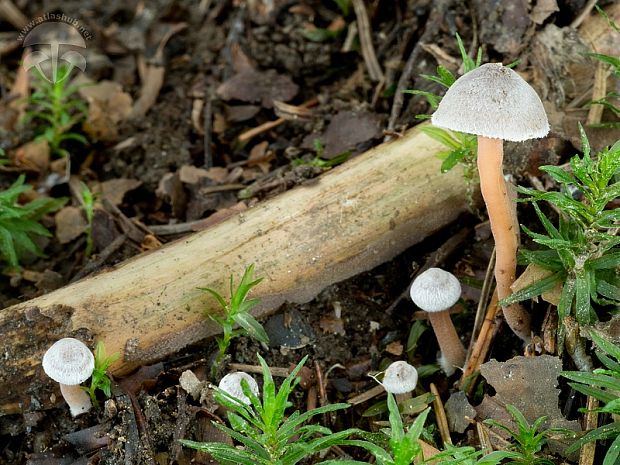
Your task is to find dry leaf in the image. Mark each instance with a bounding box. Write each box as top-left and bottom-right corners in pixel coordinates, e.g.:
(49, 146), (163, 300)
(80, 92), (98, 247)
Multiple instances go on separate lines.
(512, 263), (562, 305)
(80, 80), (133, 141)
(98, 178), (142, 206)
(12, 139), (50, 173)
(310, 111), (382, 159)
(55, 206), (87, 244)
(216, 69), (298, 108)
(476, 355), (580, 458)
(530, 0), (559, 25)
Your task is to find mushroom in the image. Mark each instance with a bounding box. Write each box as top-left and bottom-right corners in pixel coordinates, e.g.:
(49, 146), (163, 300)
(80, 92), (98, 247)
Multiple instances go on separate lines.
(410, 268), (465, 376)
(218, 372), (259, 405)
(431, 63), (549, 342)
(42, 338), (95, 417)
(382, 361), (418, 394)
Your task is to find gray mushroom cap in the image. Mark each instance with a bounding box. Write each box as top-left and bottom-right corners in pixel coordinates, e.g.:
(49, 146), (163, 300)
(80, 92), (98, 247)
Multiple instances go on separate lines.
(431, 63), (549, 142)
(410, 268), (461, 312)
(42, 338), (95, 385)
(382, 361), (418, 394)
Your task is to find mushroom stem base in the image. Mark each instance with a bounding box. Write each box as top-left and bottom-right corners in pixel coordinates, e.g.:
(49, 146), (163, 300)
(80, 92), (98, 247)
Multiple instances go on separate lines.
(428, 311), (466, 375)
(477, 136), (531, 341)
(59, 383), (92, 417)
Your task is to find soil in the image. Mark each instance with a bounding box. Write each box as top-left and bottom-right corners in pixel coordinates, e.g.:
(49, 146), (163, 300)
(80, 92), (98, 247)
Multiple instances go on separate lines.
(0, 0), (618, 464)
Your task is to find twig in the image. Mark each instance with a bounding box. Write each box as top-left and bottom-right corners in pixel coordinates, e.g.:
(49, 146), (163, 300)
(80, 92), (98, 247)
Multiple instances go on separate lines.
(347, 384), (385, 405)
(571, 0), (598, 29)
(430, 383), (452, 446)
(351, 0), (384, 82)
(70, 234), (127, 282)
(238, 98), (318, 143)
(385, 0), (447, 138)
(579, 396), (599, 465)
(227, 363), (291, 377)
(586, 61), (609, 126)
(459, 290), (501, 394)
(203, 93), (213, 168)
(467, 248), (495, 359)
(0, 0), (27, 30)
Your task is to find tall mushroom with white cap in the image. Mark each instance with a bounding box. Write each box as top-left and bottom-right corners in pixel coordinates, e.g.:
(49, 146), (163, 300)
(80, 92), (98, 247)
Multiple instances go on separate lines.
(431, 63), (549, 341)
(42, 338), (95, 417)
(410, 268), (465, 376)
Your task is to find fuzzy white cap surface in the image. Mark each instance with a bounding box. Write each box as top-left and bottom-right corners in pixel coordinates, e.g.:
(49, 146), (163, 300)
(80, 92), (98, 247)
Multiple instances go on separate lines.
(218, 372), (259, 405)
(410, 267), (461, 312)
(42, 338), (95, 385)
(382, 361), (418, 394)
(431, 63), (549, 142)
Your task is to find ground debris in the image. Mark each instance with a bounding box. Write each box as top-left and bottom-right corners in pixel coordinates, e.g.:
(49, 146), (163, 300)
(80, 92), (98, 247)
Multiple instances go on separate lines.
(476, 355), (580, 457)
(216, 69), (299, 108)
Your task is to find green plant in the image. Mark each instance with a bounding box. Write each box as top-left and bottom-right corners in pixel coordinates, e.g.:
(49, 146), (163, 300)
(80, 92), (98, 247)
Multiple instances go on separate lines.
(501, 127), (620, 344)
(200, 264), (269, 375)
(562, 328), (620, 465)
(482, 405), (567, 465)
(83, 341), (119, 406)
(0, 174), (65, 270)
(322, 394), (431, 465)
(24, 63), (88, 161)
(80, 182), (95, 258)
(292, 140), (351, 169)
(180, 354), (354, 465)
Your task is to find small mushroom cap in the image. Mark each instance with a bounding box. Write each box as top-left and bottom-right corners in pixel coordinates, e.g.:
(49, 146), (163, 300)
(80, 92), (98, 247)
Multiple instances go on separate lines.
(431, 63), (549, 142)
(410, 267), (461, 312)
(382, 361), (418, 394)
(218, 372), (259, 405)
(42, 338), (95, 385)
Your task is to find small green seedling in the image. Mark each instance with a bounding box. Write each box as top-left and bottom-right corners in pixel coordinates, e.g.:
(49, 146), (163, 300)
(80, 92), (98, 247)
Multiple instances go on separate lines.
(293, 139), (351, 169)
(180, 354), (354, 465)
(482, 405), (569, 465)
(200, 264), (269, 376)
(80, 182), (95, 258)
(24, 63), (88, 169)
(562, 328), (620, 465)
(0, 174), (66, 270)
(501, 126), (620, 346)
(83, 341), (119, 406)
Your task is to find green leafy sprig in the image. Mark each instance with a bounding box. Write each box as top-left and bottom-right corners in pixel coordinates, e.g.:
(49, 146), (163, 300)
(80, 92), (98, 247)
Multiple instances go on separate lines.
(501, 126), (620, 339)
(562, 328), (620, 465)
(0, 174), (66, 269)
(181, 354), (354, 465)
(200, 264), (269, 376)
(83, 341), (119, 406)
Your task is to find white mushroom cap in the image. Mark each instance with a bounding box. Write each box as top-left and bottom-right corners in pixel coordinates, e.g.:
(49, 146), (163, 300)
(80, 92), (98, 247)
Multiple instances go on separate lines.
(42, 338), (95, 385)
(218, 372), (259, 405)
(431, 63), (549, 142)
(410, 268), (461, 312)
(382, 361), (418, 394)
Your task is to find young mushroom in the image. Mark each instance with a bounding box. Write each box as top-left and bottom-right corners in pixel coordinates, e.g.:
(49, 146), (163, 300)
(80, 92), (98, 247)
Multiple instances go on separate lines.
(410, 268), (465, 376)
(42, 338), (95, 417)
(431, 63), (549, 342)
(382, 360), (418, 395)
(218, 372), (259, 405)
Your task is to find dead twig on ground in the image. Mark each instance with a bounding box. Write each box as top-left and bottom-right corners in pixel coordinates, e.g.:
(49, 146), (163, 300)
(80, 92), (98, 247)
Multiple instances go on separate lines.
(430, 383), (452, 446)
(351, 0), (384, 82)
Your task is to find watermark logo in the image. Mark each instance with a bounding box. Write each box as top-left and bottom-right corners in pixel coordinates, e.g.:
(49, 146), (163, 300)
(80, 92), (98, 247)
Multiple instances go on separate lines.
(18, 13), (92, 83)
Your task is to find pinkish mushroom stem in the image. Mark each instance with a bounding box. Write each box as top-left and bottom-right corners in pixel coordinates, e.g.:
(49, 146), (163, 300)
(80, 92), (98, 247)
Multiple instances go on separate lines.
(477, 136), (531, 341)
(427, 310), (466, 375)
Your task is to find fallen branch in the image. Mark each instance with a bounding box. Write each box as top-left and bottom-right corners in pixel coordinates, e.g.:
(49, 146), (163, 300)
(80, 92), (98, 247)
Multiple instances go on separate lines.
(0, 124), (470, 414)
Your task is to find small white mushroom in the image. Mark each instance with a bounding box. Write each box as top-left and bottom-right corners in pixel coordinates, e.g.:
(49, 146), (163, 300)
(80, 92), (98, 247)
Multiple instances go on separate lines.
(42, 338), (95, 417)
(410, 268), (465, 376)
(382, 361), (418, 394)
(218, 372), (259, 405)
